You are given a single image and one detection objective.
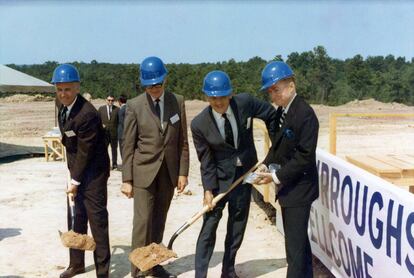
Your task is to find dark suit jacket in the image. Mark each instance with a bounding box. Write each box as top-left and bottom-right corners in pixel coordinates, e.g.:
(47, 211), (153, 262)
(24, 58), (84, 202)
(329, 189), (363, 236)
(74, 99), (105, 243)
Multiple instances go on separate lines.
(191, 93), (277, 193)
(58, 95), (110, 183)
(122, 91), (189, 188)
(117, 104), (126, 140)
(264, 95), (319, 207)
(98, 104), (119, 139)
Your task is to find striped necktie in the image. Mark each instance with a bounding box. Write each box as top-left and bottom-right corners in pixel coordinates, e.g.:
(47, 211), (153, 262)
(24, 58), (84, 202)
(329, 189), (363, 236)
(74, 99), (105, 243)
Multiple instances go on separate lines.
(279, 109), (286, 128)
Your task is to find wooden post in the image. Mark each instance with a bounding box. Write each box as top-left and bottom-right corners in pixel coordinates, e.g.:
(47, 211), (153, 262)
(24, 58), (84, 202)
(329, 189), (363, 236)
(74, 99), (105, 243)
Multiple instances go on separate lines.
(329, 113), (337, 155)
(44, 139), (49, 162)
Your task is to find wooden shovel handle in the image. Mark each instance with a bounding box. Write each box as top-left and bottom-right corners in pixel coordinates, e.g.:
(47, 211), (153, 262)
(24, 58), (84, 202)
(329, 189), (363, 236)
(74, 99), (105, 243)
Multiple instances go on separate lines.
(67, 172), (75, 207)
(186, 162), (261, 226)
(68, 193), (75, 207)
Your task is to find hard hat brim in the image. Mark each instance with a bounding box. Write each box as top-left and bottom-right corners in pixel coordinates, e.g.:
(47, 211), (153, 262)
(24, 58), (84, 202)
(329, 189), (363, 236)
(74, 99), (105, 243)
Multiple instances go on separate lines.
(140, 73), (167, 86)
(260, 75), (294, 92)
(203, 89), (232, 97)
(51, 78), (80, 84)
(260, 79), (278, 92)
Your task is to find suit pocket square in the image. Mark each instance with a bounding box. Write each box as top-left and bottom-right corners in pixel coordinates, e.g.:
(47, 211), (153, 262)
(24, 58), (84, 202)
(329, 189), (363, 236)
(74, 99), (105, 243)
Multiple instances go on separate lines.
(282, 128), (294, 139)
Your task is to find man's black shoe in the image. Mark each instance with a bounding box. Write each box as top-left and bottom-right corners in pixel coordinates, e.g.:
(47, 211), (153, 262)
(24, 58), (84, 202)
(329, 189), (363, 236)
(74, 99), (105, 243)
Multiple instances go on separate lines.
(152, 265), (176, 278)
(60, 266), (85, 278)
(134, 269), (154, 278)
(221, 272), (239, 278)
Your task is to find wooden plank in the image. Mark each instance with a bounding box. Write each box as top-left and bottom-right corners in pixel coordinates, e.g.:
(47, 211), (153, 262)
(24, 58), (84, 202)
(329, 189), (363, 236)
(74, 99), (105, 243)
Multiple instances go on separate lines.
(369, 155), (414, 177)
(346, 155), (402, 178)
(389, 154), (414, 167)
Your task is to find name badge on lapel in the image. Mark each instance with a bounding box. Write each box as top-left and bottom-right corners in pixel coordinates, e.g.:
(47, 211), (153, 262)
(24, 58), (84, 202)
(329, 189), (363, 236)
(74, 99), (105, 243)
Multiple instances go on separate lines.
(246, 117), (252, 129)
(65, 130), (76, 137)
(170, 113), (180, 124)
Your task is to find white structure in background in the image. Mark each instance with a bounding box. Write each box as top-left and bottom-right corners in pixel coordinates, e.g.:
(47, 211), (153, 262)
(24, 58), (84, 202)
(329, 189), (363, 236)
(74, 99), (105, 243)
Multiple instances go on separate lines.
(0, 64), (54, 93)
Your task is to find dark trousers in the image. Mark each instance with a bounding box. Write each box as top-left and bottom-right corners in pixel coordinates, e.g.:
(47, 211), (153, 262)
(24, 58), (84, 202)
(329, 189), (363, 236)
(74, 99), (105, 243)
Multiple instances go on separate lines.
(131, 161), (175, 276)
(105, 129), (118, 167)
(281, 205), (313, 278)
(67, 169), (110, 277)
(195, 167), (252, 278)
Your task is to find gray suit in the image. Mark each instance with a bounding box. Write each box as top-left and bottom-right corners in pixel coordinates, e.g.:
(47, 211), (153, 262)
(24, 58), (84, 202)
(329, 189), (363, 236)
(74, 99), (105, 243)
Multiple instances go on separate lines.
(122, 91), (189, 275)
(117, 104), (126, 158)
(191, 93), (277, 277)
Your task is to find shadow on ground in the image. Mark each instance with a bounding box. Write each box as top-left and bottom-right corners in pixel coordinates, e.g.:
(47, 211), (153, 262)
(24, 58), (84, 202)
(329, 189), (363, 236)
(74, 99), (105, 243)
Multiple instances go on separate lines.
(0, 228), (22, 241)
(164, 252), (286, 277)
(82, 245), (132, 277)
(0, 142), (44, 162)
(163, 251), (224, 275)
(235, 258), (287, 277)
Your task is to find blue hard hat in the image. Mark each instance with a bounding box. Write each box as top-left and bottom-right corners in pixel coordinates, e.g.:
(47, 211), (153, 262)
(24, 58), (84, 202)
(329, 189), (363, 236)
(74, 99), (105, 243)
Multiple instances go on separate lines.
(140, 56), (168, 86)
(51, 64), (80, 84)
(202, 70), (232, 97)
(260, 61), (294, 91)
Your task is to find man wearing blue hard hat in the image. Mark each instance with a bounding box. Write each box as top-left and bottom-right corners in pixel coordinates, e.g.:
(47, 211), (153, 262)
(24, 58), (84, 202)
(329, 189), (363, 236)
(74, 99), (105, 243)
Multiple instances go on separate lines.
(256, 61), (319, 278)
(121, 56), (189, 278)
(191, 70), (277, 278)
(52, 64), (111, 278)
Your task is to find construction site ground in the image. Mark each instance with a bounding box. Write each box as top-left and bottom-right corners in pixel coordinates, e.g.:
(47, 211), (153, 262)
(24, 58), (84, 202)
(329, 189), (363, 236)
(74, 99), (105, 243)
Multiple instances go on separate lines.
(0, 95), (413, 277)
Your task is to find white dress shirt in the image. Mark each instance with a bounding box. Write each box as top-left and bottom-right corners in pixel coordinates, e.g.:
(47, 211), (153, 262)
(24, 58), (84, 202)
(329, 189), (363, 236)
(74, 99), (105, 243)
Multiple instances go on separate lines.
(211, 106), (238, 148)
(211, 106), (242, 166)
(62, 96), (81, 186)
(62, 96), (77, 122)
(272, 93), (297, 184)
(106, 104), (112, 120)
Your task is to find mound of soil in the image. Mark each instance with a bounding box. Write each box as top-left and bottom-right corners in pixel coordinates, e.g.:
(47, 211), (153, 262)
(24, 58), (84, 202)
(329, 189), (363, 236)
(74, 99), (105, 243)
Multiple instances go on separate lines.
(60, 230), (96, 251)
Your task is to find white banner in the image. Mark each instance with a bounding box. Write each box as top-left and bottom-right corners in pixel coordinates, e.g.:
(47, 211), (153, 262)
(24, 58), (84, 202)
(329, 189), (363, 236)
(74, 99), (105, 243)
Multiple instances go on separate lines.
(310, 149), (414, 278)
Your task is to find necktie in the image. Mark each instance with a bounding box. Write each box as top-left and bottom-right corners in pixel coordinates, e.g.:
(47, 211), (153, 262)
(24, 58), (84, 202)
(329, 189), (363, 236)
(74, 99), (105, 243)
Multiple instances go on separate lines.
(222, 113), (234, 147)
(108, 105), (112, 120)
(154, 99), (161, 119)
(279, 109), (286, 128)
(60, 106), (68, 126)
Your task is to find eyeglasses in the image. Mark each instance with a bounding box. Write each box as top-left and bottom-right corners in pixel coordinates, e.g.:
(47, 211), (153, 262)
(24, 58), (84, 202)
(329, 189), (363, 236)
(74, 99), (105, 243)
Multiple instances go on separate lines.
(146, 83), (163, 89)
(107, 99), (114, 102)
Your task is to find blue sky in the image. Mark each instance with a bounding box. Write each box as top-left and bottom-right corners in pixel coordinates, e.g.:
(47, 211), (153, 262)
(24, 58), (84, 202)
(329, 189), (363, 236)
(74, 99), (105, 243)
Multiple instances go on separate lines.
(1, 0), (413, 65)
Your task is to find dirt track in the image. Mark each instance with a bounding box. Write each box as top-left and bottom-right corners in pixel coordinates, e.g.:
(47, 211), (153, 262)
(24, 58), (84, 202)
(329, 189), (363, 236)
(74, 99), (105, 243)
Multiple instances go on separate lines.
(0, 96), (413, 277)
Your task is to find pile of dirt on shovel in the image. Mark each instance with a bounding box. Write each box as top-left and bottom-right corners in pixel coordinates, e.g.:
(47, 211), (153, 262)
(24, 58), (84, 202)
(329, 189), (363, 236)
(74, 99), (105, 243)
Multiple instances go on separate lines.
(129, 243), (177, 272)
(60, 230), (96, 251)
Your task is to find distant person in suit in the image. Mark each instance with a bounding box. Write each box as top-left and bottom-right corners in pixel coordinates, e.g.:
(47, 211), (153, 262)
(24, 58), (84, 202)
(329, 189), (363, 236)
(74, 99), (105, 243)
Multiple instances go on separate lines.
(191, 70), (277, 278)
(98, 94), (119, 170)
(117, 94), (127, 160)
(121, 56), (189, 278)
(52, 64), (110, 278)
(256, 61), (319, 278)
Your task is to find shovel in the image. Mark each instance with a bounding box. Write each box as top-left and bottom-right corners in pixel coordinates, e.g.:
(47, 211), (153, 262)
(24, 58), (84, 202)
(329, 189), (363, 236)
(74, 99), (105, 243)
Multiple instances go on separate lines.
(59, 187), (96, 251)
(129, 163), (261, 272)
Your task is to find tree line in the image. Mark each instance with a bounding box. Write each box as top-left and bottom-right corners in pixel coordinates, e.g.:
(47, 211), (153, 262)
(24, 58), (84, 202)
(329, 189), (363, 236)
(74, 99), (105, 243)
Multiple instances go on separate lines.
(7, 46), (414, 105)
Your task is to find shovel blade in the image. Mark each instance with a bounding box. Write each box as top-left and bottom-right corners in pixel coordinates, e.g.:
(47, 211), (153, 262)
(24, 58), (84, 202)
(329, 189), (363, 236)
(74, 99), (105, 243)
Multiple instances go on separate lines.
(129, 243), (177, 272)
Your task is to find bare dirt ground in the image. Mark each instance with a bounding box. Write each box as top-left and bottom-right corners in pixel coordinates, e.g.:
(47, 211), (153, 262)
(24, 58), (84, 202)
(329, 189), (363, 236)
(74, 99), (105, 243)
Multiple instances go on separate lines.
(0, 95), (413, 278)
